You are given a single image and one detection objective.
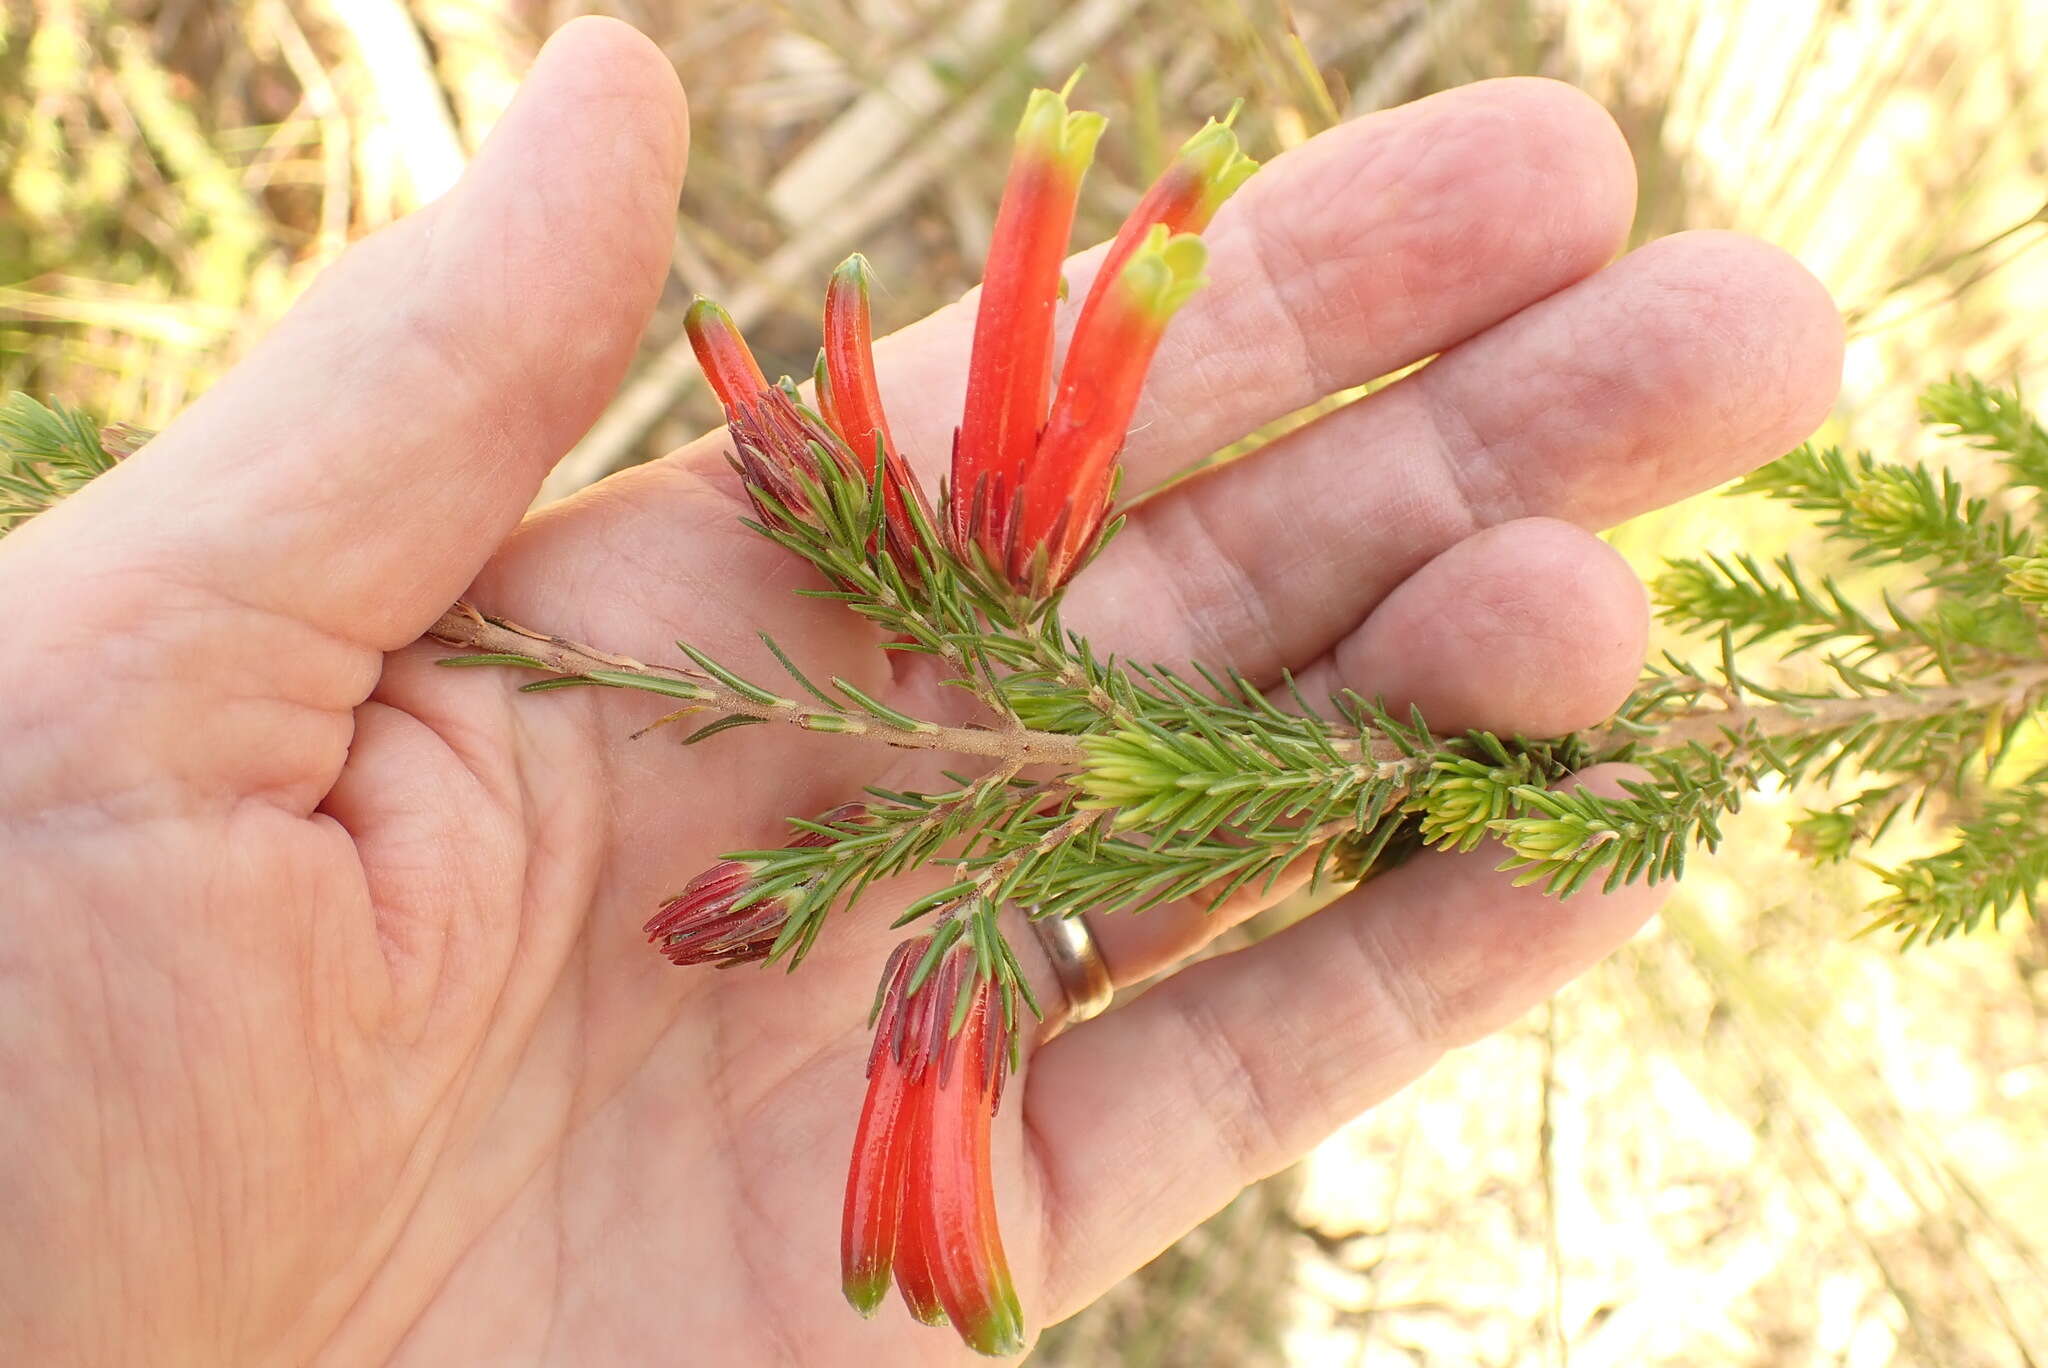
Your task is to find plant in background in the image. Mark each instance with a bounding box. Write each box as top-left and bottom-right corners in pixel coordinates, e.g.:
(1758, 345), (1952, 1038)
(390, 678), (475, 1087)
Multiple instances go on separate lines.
(0, 394), (128, 532)
(7, 86), (2046, 1358)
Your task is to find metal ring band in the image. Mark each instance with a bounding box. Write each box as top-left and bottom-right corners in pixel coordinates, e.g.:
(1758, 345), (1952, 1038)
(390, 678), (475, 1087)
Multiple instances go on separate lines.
(1029, 912), (1115, 1037)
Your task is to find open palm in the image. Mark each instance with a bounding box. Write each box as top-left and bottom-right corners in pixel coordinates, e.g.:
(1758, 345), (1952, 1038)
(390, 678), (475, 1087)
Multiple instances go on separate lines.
(0, 19), (1842, 1366)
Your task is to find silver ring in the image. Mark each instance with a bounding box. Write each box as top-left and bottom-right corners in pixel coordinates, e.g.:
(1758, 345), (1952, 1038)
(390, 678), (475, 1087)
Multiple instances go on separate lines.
(1029, 912), (1114, 1039)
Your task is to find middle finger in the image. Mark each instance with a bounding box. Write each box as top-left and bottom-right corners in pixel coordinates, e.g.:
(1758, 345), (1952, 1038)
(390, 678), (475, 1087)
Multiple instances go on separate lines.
(1066, 228), (1843, 679)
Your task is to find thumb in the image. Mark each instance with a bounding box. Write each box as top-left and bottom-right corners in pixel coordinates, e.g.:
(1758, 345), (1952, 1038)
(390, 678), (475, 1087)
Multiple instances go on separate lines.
(0, 17), (684, 815)
(8, 16), (686, 655)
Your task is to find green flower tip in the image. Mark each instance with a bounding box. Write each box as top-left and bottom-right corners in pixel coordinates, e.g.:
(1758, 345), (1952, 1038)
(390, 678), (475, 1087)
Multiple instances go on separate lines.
(1173, 115), (1260, 211)
(831, 252), (875, 295)
(959, 1306), (1027, 1359)
(684, 294), (735, 332)
(1016, 87), (1108, 178)
(842, 1269), (889, 1318)
(1116, 224), (1209, 322)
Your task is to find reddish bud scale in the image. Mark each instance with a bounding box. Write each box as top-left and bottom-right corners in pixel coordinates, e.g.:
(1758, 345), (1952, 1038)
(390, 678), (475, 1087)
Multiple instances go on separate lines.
(644, 859), (777, 967)
(725, 388), (855, 530)
(646, 805), (865, 968)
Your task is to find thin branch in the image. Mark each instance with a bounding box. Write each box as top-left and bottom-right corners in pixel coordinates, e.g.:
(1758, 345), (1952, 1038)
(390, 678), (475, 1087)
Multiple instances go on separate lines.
(429, 605), (2048, 848)
(1601, 663), (2048, 755)
(427, 602), (1090, 768)
(974, 808), (1104, 903)
(425, 604), (1427, 773)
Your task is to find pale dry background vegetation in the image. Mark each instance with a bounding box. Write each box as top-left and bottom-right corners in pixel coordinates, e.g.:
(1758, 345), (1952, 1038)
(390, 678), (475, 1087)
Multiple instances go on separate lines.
(3, 1), (2046, 1364)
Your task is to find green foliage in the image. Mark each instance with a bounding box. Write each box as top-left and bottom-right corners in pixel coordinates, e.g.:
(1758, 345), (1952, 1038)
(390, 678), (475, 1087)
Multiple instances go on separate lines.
(0, 392), (122, 531)
(441, 377), (2048, 960)
(732, 774), (1039, 969)
(1412, 736), (1576, 854)
(1920, 373), (2048, 495)
(1656, 551), (1899, 653)
(1866, 770), (2048, 945)
(1074, 704), (1413, 839)
(1737, 441), (2030, 589)
(1527, 384), (2048, 936)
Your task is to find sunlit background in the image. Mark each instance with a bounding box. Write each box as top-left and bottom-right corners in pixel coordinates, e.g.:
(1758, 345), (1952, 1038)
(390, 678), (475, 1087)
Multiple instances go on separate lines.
(4, 1), (2045, 1363)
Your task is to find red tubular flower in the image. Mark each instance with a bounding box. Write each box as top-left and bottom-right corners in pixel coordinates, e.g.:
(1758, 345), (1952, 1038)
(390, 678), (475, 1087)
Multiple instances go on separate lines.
(1074, 112), (1255, 322)
(909, 981), (1014, 1347)
(668, 102), (1260, 1348)
(682, 94), (1254, 602)
(1013, 226), (1208, 587)
(684, 295), (770, 409)
(820, 254), (934, 566)
(842, 936), (1020, 1356)
(948, 94), (1256, 597)
(950, 88), (1107, 556)
(645, 804), (864, 967)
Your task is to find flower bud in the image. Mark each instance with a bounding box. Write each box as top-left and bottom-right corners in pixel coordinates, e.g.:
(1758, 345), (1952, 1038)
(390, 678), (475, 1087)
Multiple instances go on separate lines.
(645, 804), (867, 968)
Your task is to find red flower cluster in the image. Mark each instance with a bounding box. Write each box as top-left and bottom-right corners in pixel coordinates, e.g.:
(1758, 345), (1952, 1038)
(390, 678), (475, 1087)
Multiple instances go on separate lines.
(950, 90), (1252, 596)
(669, 88), (1255, 1354)
(841, 936), (1018, 1355)
(684, 86), (1252, 604)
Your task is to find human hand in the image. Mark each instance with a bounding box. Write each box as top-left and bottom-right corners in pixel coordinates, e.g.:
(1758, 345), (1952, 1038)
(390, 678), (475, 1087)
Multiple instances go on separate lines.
(0, 18), (1841, 1365)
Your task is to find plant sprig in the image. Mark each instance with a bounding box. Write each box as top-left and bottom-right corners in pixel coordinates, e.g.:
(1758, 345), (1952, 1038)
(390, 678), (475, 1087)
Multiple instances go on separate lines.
(15, 377), (2048, 987)
(415, 377), (2048, 962)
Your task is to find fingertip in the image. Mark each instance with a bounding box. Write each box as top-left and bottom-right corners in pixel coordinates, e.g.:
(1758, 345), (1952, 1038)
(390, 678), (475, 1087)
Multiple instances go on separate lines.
(1612, 230), (1845, 465)
(469, 14), (689, 256)
(67, 21), (695, 655)
(1336, 516), (1648, 737)
(1719, 233), (1845, 450)
(1356, 75), (1639, 301)
(1451, 76), (1639, 259)
(533, 15), (691, 184)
